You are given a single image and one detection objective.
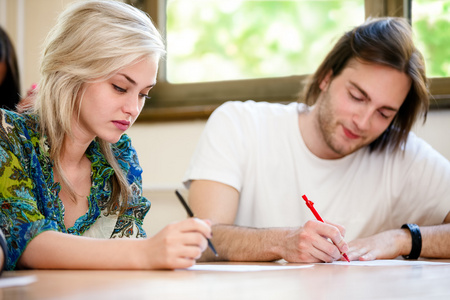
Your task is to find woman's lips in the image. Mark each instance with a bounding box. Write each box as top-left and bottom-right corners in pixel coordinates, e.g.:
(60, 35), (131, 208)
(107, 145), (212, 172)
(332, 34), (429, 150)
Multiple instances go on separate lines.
(112, 120), (130, 131)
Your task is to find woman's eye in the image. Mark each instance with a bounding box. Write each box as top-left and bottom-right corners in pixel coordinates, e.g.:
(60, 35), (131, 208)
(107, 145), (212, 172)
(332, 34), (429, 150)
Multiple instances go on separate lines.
(113, 84), (126, 93)
(139, 94), (151, 101)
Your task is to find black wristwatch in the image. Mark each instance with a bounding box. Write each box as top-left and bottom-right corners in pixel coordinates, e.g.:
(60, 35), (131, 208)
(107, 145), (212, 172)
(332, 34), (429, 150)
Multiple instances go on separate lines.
(401, 223), (422, 260)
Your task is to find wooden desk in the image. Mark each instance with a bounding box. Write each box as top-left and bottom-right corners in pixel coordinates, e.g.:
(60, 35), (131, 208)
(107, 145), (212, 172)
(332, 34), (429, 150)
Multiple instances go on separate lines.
(1, 260), (450, 300)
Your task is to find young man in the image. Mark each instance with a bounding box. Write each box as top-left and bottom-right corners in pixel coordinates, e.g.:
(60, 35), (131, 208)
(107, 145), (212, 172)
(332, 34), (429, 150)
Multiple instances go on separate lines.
(183, 17), (450, 263)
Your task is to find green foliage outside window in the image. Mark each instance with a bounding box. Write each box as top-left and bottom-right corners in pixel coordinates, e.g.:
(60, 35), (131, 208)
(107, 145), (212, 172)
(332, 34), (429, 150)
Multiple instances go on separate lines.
(167, 0), (364, 83)
(166, 0), (449, 84)
(412, 0), (450, 78)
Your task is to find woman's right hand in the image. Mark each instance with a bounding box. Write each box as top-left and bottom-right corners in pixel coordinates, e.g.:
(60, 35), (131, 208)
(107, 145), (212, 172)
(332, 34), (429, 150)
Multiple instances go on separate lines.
(142, 218), (212, 270)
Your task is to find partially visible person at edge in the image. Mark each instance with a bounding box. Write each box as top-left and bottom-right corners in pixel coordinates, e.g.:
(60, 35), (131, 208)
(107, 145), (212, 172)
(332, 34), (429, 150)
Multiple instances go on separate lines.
(0, 26), (21, 110)
(0, 0), (212, 271)
(0, 229), (6, 275)
(183, 17), (450, 263)
(0, 25), (37, 112)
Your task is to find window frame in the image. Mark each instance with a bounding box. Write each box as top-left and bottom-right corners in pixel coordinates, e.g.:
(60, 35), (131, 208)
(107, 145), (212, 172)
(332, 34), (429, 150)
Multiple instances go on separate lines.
(131, 0), (450, 122)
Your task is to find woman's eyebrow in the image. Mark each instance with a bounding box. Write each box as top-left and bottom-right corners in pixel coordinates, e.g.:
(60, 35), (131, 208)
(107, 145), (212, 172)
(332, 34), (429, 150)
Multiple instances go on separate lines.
(118, 73), (156, 89)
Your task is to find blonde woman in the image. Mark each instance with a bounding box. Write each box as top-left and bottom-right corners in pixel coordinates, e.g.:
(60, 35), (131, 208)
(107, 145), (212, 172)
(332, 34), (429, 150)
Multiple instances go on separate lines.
(0, 0), (211, 270)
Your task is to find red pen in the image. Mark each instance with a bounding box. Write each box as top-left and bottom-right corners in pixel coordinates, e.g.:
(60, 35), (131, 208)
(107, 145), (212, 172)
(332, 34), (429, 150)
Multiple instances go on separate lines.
(302, 194), (350, 262)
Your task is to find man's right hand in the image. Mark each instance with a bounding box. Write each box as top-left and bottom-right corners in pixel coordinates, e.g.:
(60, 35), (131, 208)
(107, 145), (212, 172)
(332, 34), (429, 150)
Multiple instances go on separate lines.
(281, 220), (348, 263)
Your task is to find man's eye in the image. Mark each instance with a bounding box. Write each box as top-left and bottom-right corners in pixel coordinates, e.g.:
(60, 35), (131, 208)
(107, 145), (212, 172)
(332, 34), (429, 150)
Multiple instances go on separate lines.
(349, 92), (362, 101)
(379, 111), (390, 119)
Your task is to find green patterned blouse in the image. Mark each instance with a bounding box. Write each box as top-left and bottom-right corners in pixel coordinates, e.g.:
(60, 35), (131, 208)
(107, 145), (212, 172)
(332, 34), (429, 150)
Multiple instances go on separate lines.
(0, 109), (151, 270)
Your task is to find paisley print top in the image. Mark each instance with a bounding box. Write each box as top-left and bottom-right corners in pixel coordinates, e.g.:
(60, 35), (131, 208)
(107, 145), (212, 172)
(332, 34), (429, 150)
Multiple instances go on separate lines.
(0, 109), (150, 270)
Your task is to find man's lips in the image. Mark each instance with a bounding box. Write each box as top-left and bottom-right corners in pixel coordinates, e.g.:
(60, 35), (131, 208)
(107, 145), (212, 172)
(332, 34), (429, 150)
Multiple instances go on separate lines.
(342, 126), (360, 139)
(112, 120), (131, 131)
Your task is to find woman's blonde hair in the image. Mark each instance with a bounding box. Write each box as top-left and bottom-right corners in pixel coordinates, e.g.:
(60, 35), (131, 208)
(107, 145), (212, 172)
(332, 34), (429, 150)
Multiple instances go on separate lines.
(33, 0), (165, 213)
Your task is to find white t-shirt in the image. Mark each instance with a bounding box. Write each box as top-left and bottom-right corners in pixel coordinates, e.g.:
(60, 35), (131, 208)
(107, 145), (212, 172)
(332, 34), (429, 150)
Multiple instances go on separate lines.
(183, 100), (450, 241)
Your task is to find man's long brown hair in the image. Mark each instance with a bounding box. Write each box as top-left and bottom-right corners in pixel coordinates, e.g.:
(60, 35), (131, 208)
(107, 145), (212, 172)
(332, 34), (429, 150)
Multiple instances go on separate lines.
(303, 17), (429, 152)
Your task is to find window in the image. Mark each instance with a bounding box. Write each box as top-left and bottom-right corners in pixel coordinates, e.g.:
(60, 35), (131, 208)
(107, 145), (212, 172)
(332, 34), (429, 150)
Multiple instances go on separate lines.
(165, 0), (364, 83)
(129, 0), (450, 121)
(411, 0), (450, 78)
(411, 0), (450, 106)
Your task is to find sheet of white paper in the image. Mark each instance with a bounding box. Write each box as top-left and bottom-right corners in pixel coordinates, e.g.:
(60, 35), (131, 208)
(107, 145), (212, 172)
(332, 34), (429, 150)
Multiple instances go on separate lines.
(0, 275), (37, 289)
(328, 260), (450, 266)
(186, 264), (314, 272)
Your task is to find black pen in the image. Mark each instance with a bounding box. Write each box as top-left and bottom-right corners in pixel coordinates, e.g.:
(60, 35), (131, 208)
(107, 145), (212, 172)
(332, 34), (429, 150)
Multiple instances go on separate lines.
(175, 190), (219, 257)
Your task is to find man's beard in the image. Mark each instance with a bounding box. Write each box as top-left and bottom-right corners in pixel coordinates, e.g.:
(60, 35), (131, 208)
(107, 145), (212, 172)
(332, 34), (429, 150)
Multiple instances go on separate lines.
(316, 90), (359, 158)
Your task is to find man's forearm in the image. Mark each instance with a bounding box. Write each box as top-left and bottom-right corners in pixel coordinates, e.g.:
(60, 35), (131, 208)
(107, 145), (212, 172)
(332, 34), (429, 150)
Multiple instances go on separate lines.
(199, 224), (290, 262)
(420, 223), (450, 258)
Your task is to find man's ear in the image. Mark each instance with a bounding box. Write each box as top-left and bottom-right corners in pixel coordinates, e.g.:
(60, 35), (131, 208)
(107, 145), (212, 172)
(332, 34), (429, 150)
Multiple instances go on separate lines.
(319, 70), (333, 91)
